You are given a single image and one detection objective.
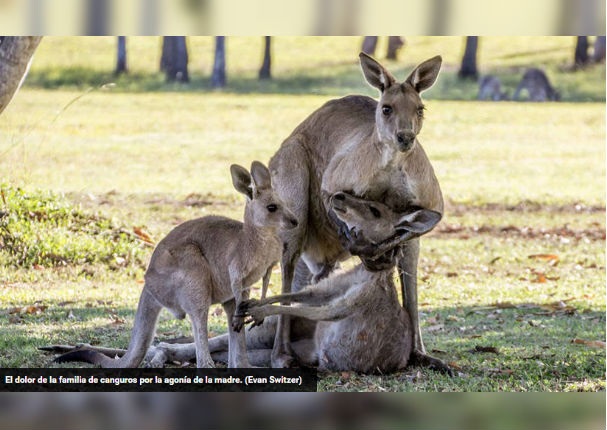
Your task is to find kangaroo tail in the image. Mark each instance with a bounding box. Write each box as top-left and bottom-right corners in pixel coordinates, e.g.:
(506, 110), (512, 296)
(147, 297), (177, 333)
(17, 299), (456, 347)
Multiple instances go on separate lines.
(55, 288), (162, 368)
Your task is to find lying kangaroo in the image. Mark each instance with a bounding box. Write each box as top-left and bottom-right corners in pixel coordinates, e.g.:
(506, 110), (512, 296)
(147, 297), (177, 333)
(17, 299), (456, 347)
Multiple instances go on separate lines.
(267, 53), (447, 372)
(513, 68), (560, 102)
(477, 75), (509, 101)
(56, 161), (298, 368)
(234, 192), (440, 373)
(59, 193), (434, 372)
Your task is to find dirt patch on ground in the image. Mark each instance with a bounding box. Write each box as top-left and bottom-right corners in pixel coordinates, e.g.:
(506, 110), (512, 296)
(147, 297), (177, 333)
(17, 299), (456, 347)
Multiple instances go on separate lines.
(446, 200), (605, 215)
(431, 223), (606, 241)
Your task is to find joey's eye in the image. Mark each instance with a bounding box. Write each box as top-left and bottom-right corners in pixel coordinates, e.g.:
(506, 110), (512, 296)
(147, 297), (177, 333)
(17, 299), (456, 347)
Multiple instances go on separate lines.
(369, 206), (381, 218)
(266, 204), (277, 213)
(382, 105), (392, 116)
(416, 106), (425, 118)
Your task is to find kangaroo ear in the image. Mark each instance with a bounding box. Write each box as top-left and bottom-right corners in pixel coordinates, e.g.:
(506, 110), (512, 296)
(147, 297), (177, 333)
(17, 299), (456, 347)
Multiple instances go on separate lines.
(406, 55), (442, 93)
(359, 52), (396, 93)
(395, 209), (442, 236)
(250, 161), (272, 193)
(230, 164), (253, 199)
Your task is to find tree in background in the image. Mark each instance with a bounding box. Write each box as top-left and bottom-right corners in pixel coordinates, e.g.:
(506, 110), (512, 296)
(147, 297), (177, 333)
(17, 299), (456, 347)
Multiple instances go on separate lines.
(386, 37), (405, 60)
(593, 36), (605, 62)
(259, 36), (272, 80)
(160, 37), (189, 82)
(361, 36), (405, 60)
(0, 37), (42, 115)
(574, 36), (589, 67)
(212, 36), (226, 88)
(115, 36), (127, 75)
(458, 36), (479, 80)
(361, 37), (378, 56)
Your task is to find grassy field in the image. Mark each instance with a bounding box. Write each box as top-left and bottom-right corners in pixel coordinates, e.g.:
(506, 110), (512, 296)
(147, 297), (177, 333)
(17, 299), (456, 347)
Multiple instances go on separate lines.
(0, 37), (605, 392)
(22, 36), (607, 101)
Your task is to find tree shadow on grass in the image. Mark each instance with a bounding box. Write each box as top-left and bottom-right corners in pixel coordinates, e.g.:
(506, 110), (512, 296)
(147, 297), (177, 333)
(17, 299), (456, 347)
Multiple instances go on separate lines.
(2, 300), (604, 391)
(23, 64), (606, 102)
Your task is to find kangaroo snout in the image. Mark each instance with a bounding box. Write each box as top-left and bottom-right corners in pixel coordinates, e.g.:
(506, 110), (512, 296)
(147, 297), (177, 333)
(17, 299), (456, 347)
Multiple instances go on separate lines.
(396, 130), (416, 151)
(281, 209), (299, 229)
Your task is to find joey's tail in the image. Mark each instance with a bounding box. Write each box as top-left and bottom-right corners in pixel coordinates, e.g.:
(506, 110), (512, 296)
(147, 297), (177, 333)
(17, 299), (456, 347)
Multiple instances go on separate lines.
(55, 288), (162, 368)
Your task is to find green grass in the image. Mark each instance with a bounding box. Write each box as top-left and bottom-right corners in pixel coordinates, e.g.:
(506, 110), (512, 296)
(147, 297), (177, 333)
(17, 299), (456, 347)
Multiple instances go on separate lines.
(0, 36), (604, 391)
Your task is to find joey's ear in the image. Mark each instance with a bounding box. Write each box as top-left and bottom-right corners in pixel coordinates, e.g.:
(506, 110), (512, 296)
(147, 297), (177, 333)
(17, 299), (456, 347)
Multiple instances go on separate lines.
(250, 161), (272, 192)
(405, 55), (442, 93)
(395, 209), (442, 237)
(359, 52), (396, 93)
(230, 164), (253, 199)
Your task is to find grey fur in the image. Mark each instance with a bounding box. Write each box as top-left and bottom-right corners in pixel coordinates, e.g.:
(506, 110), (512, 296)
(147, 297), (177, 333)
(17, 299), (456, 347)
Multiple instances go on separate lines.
(55, 161), (298, 368)
(266, 53), (448, 371)
(478, 75), (509, 101)
(513, 68), (560, 102)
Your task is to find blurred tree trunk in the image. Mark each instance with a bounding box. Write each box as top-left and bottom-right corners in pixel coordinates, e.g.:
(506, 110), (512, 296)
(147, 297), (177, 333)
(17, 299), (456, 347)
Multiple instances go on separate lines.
(574, 36), (589, 67)
(115, 36), (127, 75)
(458, 36), (479, 80)
(259, 36), (272, 80)
(160, 36), (189, 82)
(361, 37), (378, 56)
(212, 36), (226, 88)
(86, 0), (108, 35)
(386, 36), (404, 60)
(593, 36), (606, 62)
(0, 37), (42, 115)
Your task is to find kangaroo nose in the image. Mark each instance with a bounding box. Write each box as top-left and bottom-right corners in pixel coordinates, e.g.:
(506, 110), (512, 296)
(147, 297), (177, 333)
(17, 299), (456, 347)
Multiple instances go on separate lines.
(396, 131), (416, 148)
(333, 192), (346, 201)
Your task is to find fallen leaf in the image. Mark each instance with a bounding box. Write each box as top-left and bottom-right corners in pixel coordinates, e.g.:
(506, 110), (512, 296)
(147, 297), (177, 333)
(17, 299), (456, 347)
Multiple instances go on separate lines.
(0, 189), (6, 205)
(532, 273), (547, 283)
(493, 301), (516, 309)
(447, 362), (462, 371)
(431, 349), (447, 354)
(340, 371), (353, 379)
(446, 272), (458, 278)
(133, 227), (154, 245)
(473, 345), (500, 354)
(136, 280), (145, 284)
(528, 254), (559, 262)
(111, 317), (125, 326)
(489, 256), (501, 265)
(571, 339), (606, 349)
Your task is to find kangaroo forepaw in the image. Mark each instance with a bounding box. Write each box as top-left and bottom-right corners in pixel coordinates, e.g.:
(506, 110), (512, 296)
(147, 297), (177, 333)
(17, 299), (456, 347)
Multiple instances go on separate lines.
(411, 349), (454, 377)
(231, 315), (246, 333)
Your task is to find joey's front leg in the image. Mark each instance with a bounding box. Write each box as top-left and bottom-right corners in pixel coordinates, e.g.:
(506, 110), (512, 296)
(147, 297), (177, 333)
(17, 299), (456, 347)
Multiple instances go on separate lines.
(261, 264), (274, 300)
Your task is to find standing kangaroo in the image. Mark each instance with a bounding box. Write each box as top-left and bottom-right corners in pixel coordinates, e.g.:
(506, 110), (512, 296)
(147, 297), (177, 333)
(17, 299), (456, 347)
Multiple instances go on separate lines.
(513, 68), (560, 102)
(267, 53), (448, 372)
(55, 161), (298, 368)
(234, 193), (440, 373)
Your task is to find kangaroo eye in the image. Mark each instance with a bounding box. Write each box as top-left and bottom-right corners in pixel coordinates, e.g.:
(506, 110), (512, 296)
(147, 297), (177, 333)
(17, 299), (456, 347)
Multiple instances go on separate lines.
(266, 204), (277, 213)
(382, 105), (392, 116)
(369, 206), (381, 218)
(417, 106), (425, 117)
